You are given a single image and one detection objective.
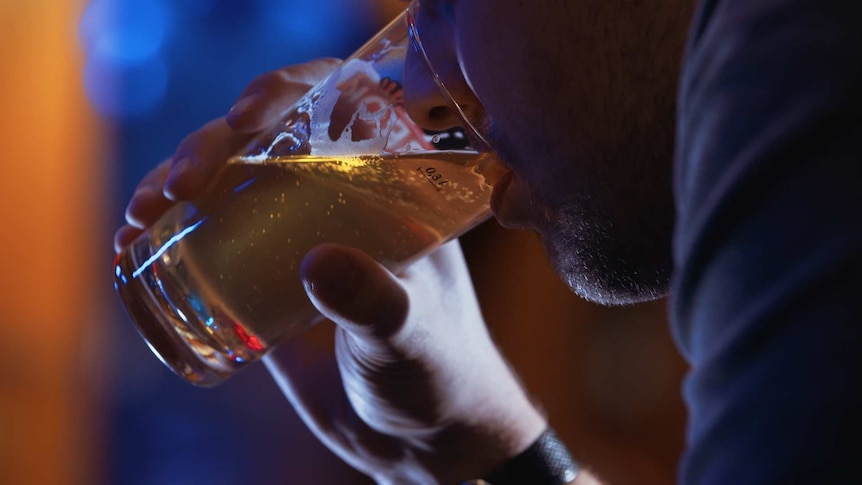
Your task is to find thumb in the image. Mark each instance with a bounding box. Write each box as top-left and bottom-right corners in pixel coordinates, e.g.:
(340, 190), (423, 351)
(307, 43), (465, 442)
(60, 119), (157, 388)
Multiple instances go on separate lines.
(301, 243), (409, 344)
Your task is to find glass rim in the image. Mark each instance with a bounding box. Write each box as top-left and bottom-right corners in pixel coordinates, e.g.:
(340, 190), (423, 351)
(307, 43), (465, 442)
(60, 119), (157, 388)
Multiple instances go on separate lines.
(405, 0), (490, 150)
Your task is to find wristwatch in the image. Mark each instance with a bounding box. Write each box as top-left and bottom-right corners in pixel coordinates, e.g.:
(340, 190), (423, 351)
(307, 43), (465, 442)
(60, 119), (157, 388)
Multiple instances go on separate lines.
(462, 428), (579, 485)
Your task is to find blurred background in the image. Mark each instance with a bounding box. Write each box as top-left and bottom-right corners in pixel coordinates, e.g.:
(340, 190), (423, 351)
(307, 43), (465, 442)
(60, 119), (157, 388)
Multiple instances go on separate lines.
(0, 0), (687, 483)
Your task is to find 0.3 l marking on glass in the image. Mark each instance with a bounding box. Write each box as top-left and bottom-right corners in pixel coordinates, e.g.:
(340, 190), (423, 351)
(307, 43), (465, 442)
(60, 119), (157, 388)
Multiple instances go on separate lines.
(417, 166), (450, 191)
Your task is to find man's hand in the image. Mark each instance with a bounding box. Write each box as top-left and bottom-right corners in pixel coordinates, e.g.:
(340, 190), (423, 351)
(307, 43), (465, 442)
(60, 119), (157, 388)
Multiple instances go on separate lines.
(115, 59), (546, 484)
(267, 239), (546, 483)
(114, 58), (340, 251)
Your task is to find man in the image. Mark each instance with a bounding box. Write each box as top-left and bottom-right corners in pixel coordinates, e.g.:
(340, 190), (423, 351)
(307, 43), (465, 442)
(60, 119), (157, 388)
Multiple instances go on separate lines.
(115, 0), (862, 483)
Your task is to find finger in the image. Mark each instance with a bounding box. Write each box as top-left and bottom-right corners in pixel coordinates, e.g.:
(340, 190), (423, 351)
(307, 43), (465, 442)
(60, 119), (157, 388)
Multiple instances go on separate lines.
(163, 117), (254, 201)
(133, 157), (172, 193)
(114, 224), (143, 253)
(125, 185), (173, 229)
(300, 243), (410, 346)
(125, 159), (173, 229)
(226, 58), (342, 133)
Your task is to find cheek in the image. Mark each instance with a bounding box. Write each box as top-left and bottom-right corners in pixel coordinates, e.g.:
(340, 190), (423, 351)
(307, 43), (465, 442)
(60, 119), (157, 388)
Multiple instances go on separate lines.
(454, 15), (531, 177)
(452, 3), (560, 165)
(453, 5), (527, 127)
(452, 2), (584, 199)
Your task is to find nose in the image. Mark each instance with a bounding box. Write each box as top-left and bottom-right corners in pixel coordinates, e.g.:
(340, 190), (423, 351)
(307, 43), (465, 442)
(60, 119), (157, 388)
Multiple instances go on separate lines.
(402, 3), (482, 135)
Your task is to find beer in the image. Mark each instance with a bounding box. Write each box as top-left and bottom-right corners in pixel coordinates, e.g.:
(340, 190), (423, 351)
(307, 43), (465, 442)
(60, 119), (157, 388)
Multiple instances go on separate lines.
(114, 151), (497, 385)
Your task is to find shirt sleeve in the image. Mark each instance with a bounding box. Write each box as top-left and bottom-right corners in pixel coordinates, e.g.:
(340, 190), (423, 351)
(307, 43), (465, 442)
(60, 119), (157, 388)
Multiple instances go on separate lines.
(671, 0), (862, 483)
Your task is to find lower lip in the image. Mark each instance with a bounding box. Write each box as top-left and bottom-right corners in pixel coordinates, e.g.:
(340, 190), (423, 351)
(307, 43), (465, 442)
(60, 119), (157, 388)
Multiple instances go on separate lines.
(490, 170), (514, 216)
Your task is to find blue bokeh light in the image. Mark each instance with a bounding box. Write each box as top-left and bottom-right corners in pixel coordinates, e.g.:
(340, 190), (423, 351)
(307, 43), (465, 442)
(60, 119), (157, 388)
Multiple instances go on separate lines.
(79, 0), (171, 66)
(257, 0), (378, 58)
(82, 1), (383, 482)
(84, 52), (169, 118)
(175, 0), (219, 18)
(80, 0), (173, 118)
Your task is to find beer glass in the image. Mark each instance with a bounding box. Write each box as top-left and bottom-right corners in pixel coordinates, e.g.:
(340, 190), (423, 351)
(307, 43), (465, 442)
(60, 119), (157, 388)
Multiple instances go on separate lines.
(114, 3), (503, 386)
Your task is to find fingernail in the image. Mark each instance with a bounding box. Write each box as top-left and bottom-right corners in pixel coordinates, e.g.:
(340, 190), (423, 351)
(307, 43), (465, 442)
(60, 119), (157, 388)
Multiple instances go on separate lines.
(228, 94), (258, 119)
(128, 185), (155, 207)
(114, 225), (138, 254)
(301, 250), (356, 301)
(125, 186), (156, 227)
(163, 157), (194, 199)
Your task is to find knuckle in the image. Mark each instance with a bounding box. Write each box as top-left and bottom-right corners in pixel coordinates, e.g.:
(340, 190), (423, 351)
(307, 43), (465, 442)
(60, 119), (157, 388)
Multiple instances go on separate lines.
(139, 159), (171, 187)
(273, 66), (314, 89)
(176, 131), (199, 155)
(277, 58), (341, 86)
(241, 58), (341, 101)
(176, 118), (224, 155)
(255, 70), (287, 88)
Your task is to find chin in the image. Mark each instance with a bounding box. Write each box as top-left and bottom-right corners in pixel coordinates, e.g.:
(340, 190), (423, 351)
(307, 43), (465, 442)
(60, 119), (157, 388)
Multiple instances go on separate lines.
(539, 208), (672, 307)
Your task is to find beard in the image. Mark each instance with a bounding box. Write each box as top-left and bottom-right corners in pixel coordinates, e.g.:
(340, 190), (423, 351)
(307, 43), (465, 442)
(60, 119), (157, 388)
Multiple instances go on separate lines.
(484, 117), (675, 306)
(531, 154), (674, 305)
(538, 192), (673, 306)
(474, 82), (675, 305)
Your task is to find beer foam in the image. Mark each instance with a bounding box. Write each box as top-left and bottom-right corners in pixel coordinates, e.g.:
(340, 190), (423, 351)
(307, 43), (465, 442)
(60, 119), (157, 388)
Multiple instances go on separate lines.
(241, 132), (302, 163)
(309, 59), (395, 157)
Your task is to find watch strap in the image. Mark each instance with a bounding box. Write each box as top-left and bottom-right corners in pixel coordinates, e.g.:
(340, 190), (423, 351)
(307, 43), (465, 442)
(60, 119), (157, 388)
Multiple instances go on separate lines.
(463, 428), (579, 485)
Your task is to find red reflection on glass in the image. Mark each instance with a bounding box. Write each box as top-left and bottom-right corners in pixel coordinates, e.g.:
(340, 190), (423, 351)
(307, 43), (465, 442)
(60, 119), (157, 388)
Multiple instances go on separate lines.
(234, 323), (264, 351)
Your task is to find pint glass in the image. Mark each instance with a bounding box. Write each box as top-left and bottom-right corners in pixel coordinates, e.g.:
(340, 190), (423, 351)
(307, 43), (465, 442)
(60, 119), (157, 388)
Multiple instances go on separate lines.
(114, 5), (502, 386)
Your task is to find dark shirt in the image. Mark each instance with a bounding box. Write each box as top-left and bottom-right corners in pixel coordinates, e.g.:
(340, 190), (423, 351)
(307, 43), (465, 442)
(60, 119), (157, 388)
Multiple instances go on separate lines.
(672, 0), (862, 482)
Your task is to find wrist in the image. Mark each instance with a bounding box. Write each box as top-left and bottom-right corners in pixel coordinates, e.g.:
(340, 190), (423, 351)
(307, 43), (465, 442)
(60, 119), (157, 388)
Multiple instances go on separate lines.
(380, 389), (545, 484)
(422, 382), (547, 483)
(415, 408), (547, 485)
(441, 342), (549, 481)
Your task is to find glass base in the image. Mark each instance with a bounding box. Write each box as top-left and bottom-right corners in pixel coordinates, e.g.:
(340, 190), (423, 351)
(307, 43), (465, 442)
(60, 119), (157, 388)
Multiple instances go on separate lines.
(114, 243), (243, 387)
